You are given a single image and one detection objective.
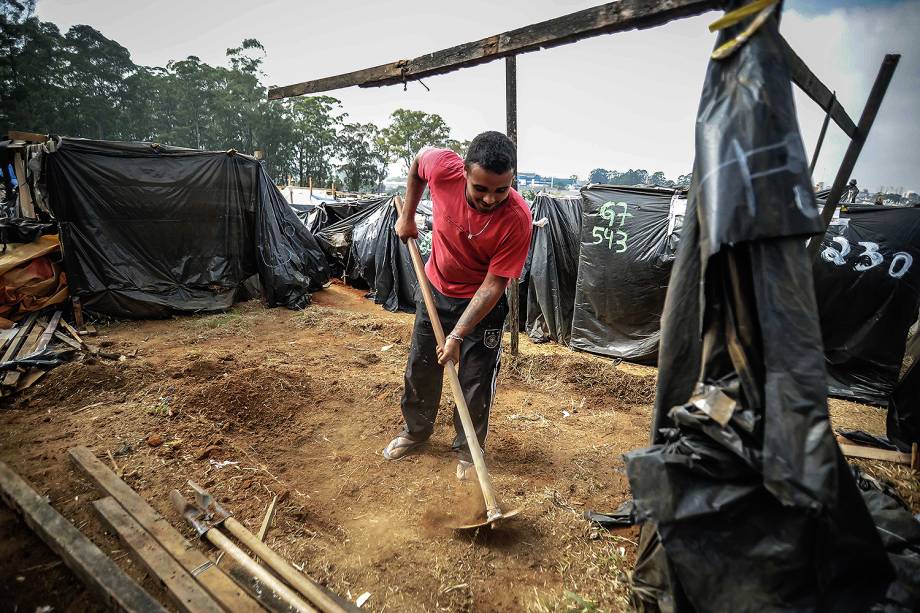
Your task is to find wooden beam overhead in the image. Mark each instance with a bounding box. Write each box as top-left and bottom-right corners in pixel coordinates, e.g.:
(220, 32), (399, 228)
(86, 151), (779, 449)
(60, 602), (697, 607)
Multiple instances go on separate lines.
(780, 36), (857, 139)
(268, 0), (722, 100)
(268, 0), (858, 146)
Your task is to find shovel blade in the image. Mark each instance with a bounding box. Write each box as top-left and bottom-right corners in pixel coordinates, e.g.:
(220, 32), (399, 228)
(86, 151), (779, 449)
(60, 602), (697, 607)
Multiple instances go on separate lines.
(450, 507), (522, 530)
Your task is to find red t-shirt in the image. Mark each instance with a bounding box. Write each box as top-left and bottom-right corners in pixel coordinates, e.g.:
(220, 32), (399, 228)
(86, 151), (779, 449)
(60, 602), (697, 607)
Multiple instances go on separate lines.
(417, 148), (532, 299)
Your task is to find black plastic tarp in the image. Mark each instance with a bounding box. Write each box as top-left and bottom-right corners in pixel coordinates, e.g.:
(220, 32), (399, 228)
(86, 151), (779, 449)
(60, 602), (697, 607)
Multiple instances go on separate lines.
(569, 186), (682, 361)
(346, 200), (433, 312)
(315, 196), (393, 278)
(42, 138), (329, 317)
(294, 198), (385, 235)
(814, 204), (920, 404)
(624, 4), (894, 609)
(888, 358), (920, 452)
(525, 194), (582, 345)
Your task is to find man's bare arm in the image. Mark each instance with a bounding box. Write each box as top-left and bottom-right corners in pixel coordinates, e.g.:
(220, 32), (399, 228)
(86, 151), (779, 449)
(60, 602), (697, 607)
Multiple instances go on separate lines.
(453, 273), (509, 337)
(396, 155), (426, 241)
(437, 272), (508, 365)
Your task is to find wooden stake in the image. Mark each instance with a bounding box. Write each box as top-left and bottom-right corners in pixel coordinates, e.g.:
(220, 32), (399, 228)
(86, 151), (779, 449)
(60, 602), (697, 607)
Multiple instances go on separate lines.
(12, 151), (35, 218)
(72, 297), (85, 329)
(506, 55), (520, 357)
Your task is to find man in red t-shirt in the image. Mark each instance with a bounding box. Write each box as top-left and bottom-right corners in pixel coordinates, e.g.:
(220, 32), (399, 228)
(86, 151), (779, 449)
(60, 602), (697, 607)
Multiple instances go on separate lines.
(383, 131), (532, 480)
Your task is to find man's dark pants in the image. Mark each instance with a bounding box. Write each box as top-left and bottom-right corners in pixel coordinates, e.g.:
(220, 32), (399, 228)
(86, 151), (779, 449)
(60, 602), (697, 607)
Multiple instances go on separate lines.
(400, 284), (508, 460)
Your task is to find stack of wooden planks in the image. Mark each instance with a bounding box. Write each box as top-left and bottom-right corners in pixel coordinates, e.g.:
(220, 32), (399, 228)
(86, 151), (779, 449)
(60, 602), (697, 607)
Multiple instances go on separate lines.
(0, 306), (99, 397)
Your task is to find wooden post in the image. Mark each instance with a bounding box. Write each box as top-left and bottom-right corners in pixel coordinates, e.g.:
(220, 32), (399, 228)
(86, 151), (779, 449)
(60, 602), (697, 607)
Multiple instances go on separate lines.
(807, 54), (900, 262)
(12, 149), (35, 218)
(506, 55), (520, 357)
(309, 176), (313, 199)
(809, 91), (835, 177)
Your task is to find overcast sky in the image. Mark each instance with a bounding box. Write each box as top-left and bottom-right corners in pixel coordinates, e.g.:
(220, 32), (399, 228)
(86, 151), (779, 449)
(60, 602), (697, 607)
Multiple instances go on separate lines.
(37, 0), (919, 192)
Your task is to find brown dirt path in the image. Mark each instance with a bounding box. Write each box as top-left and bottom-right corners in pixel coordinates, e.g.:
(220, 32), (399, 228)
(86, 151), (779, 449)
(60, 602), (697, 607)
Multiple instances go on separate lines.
(0, 283), (902, 612)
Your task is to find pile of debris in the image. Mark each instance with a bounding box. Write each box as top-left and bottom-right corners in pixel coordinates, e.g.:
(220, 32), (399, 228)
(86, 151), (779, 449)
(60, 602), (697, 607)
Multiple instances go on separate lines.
(0, 304), (101, 397)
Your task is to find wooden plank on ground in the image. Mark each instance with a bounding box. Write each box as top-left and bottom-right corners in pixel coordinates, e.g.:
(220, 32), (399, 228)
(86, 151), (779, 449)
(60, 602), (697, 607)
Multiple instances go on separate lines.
(0, 461), (166, 612)
(30, 310), (63, 356)
(92, 497), (225, 613)
(54, 330), (84, 350)
(839, 443), (912, 466)
(268, 0), (721, 98)
(59, 319), (90, 350)
(1, 312), (39, 363)
(3, 317), (46, 388)
(69, 447), (263, 613)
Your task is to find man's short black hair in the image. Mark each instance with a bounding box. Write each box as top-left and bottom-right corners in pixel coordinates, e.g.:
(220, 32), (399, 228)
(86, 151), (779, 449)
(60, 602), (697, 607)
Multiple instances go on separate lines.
(464, 131), (516, 174)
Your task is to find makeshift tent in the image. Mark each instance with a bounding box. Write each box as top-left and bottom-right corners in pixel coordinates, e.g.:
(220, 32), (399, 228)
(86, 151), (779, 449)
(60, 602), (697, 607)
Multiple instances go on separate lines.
(813, 204), (920, 404)
(318, 197), (433, 312)
(625, 3), (897, 609)
(568, 186), (685, 361)
(525, 194), (582, 345)
(40, 138), (329, 318)
(293, 197), (386, 235)
(525, 186), (918, 404)
(315, 196), (395, 278)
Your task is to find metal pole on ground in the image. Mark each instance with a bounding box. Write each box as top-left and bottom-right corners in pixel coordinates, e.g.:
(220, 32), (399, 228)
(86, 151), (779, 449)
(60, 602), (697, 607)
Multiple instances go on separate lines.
(506, 55), (519, 356)
(807, 54), (900, 262)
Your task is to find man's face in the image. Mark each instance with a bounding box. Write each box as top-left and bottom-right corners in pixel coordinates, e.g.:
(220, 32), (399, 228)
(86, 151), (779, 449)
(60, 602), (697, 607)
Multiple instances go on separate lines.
(464, 163), (515, 213)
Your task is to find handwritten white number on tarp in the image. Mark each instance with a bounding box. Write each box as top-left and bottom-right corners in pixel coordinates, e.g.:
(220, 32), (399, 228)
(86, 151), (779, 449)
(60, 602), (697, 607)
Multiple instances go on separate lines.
(854, 241), (884, 272)
(821, 236), (912, 279)
(820, 236), (850, 265)
(889, 252), (913, 279)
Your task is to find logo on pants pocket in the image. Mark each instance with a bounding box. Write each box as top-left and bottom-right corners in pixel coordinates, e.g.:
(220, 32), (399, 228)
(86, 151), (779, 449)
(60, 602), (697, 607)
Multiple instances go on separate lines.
(483, 328), (501, 349)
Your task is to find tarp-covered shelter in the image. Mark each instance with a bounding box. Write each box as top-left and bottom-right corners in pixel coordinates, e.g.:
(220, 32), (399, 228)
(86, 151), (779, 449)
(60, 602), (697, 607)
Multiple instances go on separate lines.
(314, 197), (433, 312)
(814, 204), (920, 404)
(569, 185), (685, 361)
(525, 194), (582, 345)
(39, 138), (329, 318)
(523, 186), (919, 405)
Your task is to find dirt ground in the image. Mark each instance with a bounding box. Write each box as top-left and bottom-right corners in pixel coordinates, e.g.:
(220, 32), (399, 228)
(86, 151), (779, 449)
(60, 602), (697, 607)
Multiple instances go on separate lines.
(0, 283), (909, 612)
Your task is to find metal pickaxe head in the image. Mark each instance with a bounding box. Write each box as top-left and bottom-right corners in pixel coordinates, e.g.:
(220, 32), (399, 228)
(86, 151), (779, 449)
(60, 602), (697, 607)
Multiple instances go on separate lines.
(169, 480), (231, 536)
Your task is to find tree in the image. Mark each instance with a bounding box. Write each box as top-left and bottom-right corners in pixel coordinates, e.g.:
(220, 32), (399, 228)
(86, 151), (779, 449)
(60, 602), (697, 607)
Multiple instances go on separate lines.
(675, 173), (692, 188)
(288, 96), (344, 187)
(588, 168), (609, 184)
(338, 122), (387, 192)
(446, 138), (471, 159)
(381, 109), (451, 171)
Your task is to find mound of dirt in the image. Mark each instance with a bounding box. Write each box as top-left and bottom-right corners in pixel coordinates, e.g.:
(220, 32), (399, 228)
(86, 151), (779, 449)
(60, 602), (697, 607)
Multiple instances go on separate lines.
(14, 360), (154, 406)
(176, 365), (312, 427)
(504, 353), (656, 405)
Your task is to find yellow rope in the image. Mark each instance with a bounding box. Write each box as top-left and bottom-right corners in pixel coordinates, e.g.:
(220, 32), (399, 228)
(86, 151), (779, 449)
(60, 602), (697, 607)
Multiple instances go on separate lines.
(709, 0), (778, 32)
(709, 0), (779, 60)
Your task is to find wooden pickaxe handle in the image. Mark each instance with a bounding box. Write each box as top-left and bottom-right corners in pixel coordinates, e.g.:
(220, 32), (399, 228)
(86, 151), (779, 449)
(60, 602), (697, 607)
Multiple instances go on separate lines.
(170, 489), (317, 613)
(223, 517), (351, 613)
(394, 197), (503, 520)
